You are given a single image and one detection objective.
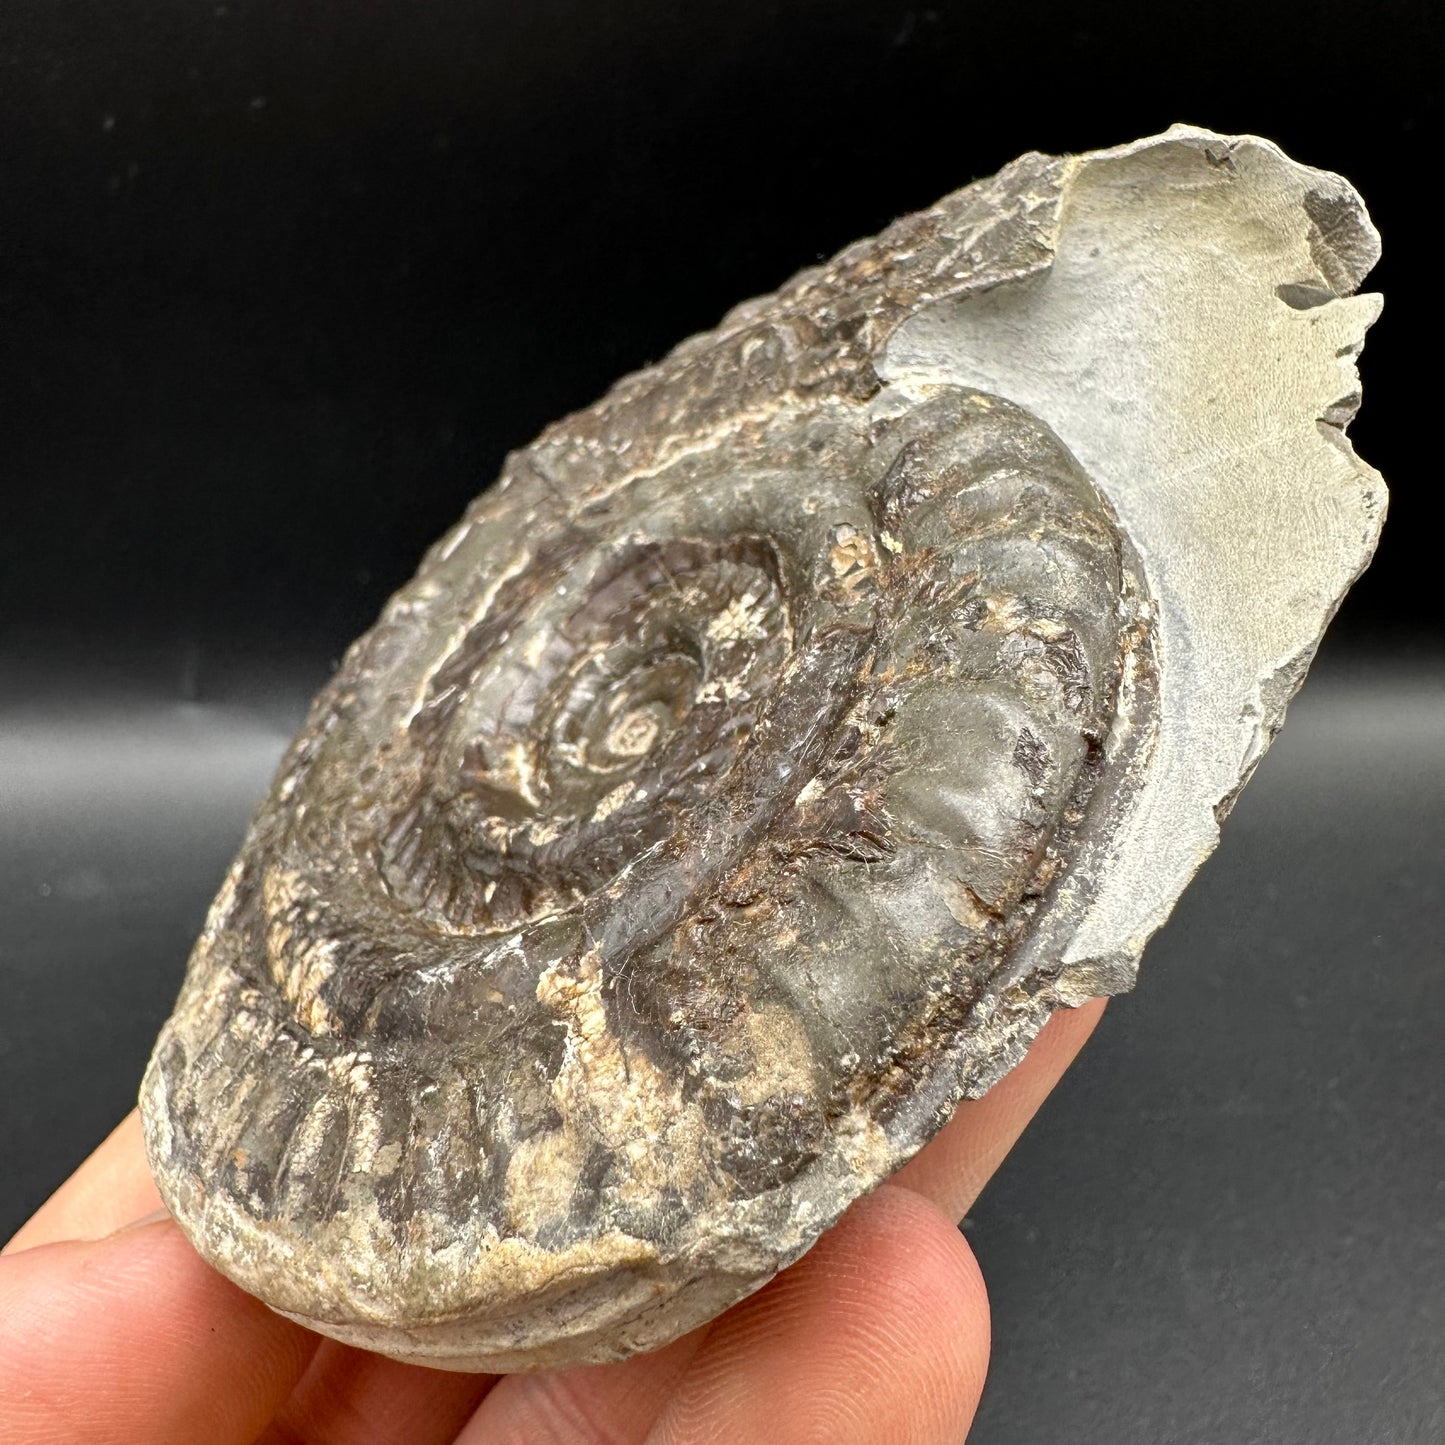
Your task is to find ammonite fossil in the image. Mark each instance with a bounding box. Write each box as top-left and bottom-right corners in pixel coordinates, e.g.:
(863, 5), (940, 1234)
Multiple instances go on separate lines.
(141, 126), (1386, 1370)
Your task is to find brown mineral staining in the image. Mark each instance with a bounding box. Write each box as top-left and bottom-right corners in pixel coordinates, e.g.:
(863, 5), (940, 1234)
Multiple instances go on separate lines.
(141, 127), (1383, 1371)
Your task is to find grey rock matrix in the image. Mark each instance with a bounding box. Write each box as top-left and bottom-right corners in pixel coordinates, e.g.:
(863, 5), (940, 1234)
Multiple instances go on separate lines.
(141, 126), (1385, 1370)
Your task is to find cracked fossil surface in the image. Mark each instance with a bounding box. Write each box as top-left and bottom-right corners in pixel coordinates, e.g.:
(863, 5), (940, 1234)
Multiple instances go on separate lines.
(141, 126), (1386, 1370)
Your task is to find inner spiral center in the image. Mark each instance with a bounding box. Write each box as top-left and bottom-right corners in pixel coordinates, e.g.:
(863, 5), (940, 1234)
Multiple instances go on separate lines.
(603, 707), (663, 759)
(553, 650), (702, 788)
(379, 536), (794, 932)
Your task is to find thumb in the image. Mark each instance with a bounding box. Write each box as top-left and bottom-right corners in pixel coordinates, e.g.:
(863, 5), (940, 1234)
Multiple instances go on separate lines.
(0, 1217), (317, 1445)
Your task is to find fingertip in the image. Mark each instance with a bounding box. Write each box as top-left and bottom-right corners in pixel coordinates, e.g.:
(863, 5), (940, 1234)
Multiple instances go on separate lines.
(0, 1219), (318, 1445)
(801, 1184), (992, 1419)
(892, 996), (1107, 1221)
(1042, 994), (1109, 1057)
(648, 1184), (990, 1445)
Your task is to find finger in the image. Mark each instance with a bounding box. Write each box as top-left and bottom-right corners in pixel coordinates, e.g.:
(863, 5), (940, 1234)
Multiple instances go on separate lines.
(0, 1220), (318, 1445)
(891, 996), (1107, 1221)
(456, 1329), (705, 1445)
(254, 1341), (496, 1445)
(4, 1110), (163, 1255)
(459, 1184), (985, 1445)
(641, 1183), (989, 1445)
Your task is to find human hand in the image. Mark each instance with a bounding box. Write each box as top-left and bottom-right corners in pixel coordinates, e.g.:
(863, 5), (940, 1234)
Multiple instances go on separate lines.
(1, 998), (1103, 1445)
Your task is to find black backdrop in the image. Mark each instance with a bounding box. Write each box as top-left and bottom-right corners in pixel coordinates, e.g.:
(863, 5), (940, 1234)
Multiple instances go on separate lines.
(3, 3), (1442, 1442)
(2, 0), (1440, 664)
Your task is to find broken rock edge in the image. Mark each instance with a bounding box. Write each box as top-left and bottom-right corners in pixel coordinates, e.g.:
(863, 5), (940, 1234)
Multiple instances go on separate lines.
(953, 124), (1385, 1101)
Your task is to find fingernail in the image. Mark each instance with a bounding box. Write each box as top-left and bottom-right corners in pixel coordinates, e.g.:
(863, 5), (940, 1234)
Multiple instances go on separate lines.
(109, 1208), (173, 1236)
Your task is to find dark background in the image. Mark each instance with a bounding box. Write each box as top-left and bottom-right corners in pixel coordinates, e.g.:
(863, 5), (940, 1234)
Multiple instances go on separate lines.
(2, 2), (1441, 1441)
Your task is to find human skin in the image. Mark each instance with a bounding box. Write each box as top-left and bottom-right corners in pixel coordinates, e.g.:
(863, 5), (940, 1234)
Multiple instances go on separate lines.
(0, 998), (1103, 1445)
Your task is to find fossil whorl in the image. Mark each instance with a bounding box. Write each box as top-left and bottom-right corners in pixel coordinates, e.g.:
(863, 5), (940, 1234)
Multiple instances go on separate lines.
(142, 376), (1155, 1367)
(141, 127), (1384, 1372)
